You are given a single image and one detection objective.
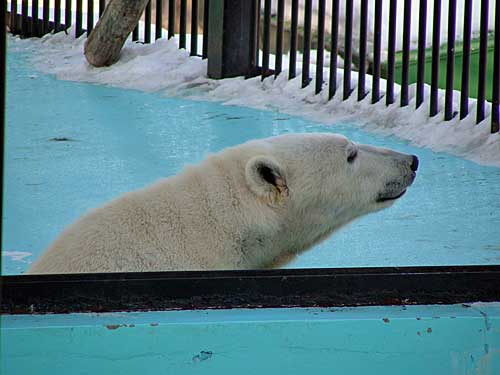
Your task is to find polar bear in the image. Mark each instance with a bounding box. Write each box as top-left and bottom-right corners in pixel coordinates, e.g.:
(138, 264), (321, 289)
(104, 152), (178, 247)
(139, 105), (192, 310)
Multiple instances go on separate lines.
(28, 133), (418, 274)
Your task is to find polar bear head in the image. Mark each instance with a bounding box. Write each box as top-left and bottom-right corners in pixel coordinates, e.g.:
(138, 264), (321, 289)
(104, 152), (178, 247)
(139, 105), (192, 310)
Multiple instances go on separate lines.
(237, 133), (418, 262)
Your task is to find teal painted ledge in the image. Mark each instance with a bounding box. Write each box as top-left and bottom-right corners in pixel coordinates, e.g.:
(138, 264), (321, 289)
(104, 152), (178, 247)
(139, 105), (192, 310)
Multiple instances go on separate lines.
(2, 304), (500, 375)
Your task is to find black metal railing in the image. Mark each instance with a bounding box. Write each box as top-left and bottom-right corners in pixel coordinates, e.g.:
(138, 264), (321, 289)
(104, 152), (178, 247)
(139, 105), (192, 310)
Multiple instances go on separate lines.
(5, 0), (500, 133)
(253, 0), (499, 133)
(2, 266), (500, 314)
(7, 0), (209, 58)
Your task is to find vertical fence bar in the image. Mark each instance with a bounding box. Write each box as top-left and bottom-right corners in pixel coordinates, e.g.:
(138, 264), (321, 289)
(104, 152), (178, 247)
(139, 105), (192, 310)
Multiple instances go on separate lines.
(401, 0), (411, 107)
(76, 0), (83, 37)
(189, 0), (198, 56)
(156, 0), (163, 40)
(64, 0), (71, 31)
(1, 0), (5, 177)
(87, 0), (94, 36)
(21, 0), (28, 36)
(145, 0), (151, 43)
(416, 0), (427, 108)
(43, 0), (49, 34)
(492, 0), (500, 133)
(33, 0), (40, 36)
(28, 0), (34, 35)
(289, 0), (299, 79)
(302, 0), (312, 88)
(444, 0), (457, 120)
(371, 0), (382, 104)
(386, 0), (397, 105)
(180, 0), (187, 49)
(357, 0), (368, 101)
(99, 0), (105, 16)
(430, 0), (441, 117)
(191, 0), (198, 55)
(262, 0), (271, 79)
(315, 0), (326, 94)
(132, 25), (139, 41)
(1, 0), (5, 220)
(328, 0), (339, 99)
(168, 0), (175, 39)
(460, 0), (472, 119)
(10, 0), (17, 35)
(202, 0), (209, 58)
(477, 0), (489, 124)
(54, 0), (61, 33)
(249, 0), (259, 73)
(255, 0), (261, 67)
(343, 0), (353, 99)
(275, 0), (285, 77)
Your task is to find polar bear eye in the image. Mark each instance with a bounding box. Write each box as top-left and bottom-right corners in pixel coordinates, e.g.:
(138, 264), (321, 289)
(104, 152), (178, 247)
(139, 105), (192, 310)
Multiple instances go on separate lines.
(347, 148), (358, 164)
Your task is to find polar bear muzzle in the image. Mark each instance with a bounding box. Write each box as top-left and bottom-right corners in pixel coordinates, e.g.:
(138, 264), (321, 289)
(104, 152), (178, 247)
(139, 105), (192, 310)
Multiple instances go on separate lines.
(376, 155), (419, 203)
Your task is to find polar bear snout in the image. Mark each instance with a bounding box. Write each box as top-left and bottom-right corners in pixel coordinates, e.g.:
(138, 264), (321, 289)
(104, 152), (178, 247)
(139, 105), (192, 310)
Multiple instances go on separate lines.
(376, 154), (419, 203)
(410, 155), (419, 172)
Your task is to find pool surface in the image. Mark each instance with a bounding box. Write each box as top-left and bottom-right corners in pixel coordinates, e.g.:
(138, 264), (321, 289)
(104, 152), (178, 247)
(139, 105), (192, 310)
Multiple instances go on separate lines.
(3, 45), (500, 274)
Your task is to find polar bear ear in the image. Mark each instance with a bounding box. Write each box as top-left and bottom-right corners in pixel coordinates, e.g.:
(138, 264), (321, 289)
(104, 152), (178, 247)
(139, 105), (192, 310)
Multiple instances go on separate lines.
(245, 156), (289, 205)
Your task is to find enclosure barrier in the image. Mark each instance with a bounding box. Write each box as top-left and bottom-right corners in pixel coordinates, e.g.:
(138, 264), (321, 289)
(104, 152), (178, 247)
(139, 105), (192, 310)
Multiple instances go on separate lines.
(5, 0), (500, 133)
(2, 266), (500, 314)
(7, 0), (210, 58)
(251, 0), (500, 133)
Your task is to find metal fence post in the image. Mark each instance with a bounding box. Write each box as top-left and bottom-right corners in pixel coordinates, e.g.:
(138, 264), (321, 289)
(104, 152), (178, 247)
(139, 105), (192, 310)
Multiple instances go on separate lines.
(430, 0), (441, 117)
(476, 0), (489, 124)
(343, 0), (353, 99)
(302, 0), (313, 88)
(416, 0), (427, 109)
(315, 0), (326, 94)
(328, 0), (340, 100)
(371, 0), (382, 104)
(289, 0), (299, 80)
(460, 0), (472, 120)
(207, 0), (257, 79)
(400, 0), (411, 107)
(492, 0), (500, 133)
(386, 0), (397, 105)
(444, 0), (457, 121)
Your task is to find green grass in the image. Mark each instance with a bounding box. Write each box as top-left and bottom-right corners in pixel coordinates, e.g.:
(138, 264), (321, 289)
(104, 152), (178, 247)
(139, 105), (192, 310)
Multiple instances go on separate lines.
(382, 34), (495, 101)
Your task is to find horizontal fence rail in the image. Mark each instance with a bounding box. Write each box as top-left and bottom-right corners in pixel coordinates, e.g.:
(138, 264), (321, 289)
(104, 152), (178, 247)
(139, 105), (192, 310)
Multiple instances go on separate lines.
(2, 266), (500, 314)
(5, 0), (500, 133)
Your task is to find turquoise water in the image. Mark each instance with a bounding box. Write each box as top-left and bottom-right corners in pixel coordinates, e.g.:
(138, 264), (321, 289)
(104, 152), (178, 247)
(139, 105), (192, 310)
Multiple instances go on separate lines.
(3, 47), (500, 275)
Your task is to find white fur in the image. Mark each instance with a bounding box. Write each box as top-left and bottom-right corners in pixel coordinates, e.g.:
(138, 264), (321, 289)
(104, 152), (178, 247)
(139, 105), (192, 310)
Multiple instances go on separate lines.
(28, 133), (417, 274)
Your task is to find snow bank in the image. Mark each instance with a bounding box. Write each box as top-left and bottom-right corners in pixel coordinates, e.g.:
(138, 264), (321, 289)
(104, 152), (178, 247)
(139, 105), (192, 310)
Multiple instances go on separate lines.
(7, 32), (499, 167)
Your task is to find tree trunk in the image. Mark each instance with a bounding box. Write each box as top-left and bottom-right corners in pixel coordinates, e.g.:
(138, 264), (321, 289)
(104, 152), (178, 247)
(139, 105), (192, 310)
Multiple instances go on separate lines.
(84, 0), (149, 67)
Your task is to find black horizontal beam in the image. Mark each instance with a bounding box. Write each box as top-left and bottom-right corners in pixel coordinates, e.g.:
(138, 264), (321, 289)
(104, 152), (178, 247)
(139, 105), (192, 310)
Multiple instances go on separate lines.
(1, 266), (499, 314)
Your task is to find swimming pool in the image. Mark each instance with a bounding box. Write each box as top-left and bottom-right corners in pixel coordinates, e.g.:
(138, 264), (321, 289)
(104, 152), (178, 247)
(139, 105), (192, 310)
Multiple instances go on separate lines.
(3, 46), (500, 275)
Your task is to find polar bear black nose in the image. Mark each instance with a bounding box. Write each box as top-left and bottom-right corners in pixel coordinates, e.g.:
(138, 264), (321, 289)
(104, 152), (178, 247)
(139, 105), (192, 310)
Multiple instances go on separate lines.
(411, 155), (419, 172)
